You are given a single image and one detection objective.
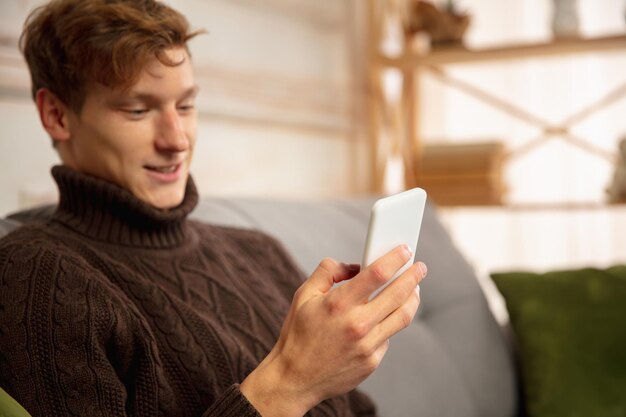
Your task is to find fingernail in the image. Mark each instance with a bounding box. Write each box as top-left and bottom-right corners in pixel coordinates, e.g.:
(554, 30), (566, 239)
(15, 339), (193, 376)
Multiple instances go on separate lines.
(415, 285), (421, 297)
(417, 262), (427, 277)
(403, 245), (413, 257)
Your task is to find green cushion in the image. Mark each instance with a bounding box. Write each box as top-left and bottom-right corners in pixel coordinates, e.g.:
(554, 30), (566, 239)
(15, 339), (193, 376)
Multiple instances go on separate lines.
(0, 387), (31, 417)
(491, 266), (626, 417)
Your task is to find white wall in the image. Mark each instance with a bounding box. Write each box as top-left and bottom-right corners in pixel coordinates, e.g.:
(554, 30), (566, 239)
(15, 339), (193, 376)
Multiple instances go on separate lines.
(0, 0), (370, 216)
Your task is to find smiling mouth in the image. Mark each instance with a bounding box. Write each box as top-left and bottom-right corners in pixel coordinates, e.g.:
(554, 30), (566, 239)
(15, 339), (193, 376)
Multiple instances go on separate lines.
(144, 163), (180, 173)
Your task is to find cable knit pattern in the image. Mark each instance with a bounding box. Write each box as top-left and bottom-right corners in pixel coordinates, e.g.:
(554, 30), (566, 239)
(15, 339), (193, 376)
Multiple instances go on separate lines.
(0, 166), (377, 417)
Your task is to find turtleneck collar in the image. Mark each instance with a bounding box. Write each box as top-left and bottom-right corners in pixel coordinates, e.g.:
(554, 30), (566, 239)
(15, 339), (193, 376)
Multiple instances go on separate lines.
(51, 165), (198, 248)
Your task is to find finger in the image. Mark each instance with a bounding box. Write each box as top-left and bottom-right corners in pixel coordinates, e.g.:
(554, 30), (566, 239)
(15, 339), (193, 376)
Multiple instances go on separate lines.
(365, 262), (424, 323)
(302, 258), (355, 297)
(368, 338), (391, 375)
(373, 338), (390, 365)
(336, 263), (361, 283)
(337, 245), (412, 304)
(366, 285), (421, 346)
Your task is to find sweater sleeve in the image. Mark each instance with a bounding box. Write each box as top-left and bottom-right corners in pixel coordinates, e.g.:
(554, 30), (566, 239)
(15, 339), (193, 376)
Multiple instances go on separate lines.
(201, 384), (259, 417)
(0, 241), (262, 417)
(347, 389), (378, 417)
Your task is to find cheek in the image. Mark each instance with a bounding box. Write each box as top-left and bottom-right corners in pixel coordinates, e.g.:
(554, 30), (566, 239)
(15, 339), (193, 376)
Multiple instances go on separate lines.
(112, 123), (155, 157)
(88, 117), (143, 153)
(186, 120), (197, 144)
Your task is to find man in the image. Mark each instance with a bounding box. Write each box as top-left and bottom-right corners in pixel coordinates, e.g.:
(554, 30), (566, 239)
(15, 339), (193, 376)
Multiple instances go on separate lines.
(0, 1), (427, 416)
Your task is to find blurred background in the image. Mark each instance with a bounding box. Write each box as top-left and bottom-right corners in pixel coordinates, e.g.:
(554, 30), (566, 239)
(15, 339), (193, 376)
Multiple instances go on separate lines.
(1, 0), (626, 318)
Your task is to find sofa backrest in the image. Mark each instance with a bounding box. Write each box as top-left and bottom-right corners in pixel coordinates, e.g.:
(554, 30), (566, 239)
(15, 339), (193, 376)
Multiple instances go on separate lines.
(1, 198), (518, 417)
(0, 218), (19, 237)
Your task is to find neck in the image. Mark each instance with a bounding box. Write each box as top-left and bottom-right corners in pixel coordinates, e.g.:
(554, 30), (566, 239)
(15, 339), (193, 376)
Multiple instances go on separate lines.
(51, 165), (198, 248)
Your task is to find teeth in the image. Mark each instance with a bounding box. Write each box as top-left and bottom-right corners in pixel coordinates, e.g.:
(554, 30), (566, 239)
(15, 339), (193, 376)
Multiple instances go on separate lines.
(148, 165), (177, 173)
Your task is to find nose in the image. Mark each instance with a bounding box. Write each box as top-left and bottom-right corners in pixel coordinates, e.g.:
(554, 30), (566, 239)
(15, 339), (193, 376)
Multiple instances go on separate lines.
(155, 109), (189, 153)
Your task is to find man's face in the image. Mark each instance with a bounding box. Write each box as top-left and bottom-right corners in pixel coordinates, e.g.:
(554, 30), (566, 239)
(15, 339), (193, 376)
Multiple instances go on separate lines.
(63, 47), (198, 209)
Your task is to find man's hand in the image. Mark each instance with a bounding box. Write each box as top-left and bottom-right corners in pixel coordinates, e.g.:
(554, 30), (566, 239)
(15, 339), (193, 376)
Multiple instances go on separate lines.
(240, 246), (428, 417)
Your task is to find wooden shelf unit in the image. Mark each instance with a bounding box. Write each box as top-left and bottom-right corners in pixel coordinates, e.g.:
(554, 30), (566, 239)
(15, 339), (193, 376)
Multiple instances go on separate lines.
(366, 0), (626, 208)
(439, 201), (626, 212)
(379, 34), (626, 67)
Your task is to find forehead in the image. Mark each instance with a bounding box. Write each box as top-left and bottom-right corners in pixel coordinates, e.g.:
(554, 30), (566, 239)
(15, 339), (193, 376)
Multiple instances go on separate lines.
(86, 48), (195, 105)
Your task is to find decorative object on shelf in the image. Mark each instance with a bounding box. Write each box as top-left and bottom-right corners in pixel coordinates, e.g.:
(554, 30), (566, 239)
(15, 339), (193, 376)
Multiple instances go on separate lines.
(416, 141), (506, 206)
(551, 0), (579, 39)
(606, 137), (626, 203)
(406, 0), (470, 47)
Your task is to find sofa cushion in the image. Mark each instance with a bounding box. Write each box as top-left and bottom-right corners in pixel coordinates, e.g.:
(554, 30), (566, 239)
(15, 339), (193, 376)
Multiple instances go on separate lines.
(492, 266), (626, 417)
(0, 387), (31, 417)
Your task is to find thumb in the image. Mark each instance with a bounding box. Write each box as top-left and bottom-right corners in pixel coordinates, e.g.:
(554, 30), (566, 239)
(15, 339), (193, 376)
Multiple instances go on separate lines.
(303, 258), (352, 296)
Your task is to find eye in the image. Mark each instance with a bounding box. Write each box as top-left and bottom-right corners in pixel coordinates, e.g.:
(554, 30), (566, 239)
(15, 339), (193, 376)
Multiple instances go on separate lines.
(177, 103), (195, 113)
(120, 108), (149, 120)
(124, 109), (149, 116)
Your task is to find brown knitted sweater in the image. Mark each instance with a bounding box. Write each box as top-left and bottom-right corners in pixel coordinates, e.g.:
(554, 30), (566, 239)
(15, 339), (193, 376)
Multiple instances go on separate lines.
(0, 166), (376, 417)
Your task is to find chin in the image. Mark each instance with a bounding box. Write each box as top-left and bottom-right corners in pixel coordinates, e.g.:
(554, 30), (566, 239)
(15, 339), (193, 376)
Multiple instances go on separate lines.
(152, 192), (186, 209)
(139, 186), (186, 210)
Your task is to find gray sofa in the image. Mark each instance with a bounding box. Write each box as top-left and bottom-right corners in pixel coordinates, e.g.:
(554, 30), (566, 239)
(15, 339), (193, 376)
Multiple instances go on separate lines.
(0, 196), (518, 417)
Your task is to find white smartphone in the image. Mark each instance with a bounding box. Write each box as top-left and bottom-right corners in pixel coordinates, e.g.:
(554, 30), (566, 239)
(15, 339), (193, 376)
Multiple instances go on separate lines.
(362, 187), (427, 299)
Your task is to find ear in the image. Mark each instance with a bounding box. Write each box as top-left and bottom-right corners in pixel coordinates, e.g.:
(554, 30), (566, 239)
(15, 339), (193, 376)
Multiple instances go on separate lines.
(35, 88), (72, 143)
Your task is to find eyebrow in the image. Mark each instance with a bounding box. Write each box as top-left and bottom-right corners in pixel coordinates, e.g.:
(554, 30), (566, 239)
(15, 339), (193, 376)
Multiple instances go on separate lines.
(113, 85), (200, 104)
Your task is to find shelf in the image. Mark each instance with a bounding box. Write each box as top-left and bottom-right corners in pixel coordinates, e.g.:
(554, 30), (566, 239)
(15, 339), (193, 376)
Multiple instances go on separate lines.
(365, 0), (626, 205)
(439, 202), (626, 212)
(379, 34), (626, 67)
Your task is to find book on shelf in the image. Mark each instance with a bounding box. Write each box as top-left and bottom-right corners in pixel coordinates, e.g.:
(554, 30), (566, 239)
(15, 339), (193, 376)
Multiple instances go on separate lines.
(420, 181), (506, 206)
(415, 141), (506, 206)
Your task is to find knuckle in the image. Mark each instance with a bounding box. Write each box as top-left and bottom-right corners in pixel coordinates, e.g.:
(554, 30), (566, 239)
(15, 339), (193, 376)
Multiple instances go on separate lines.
(399, 307), (414, 329)
(369, 264), (388, 286)
(364, 354), (381, 374)
(354, 340), (373, 359)
(345, 319), (369, 341)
